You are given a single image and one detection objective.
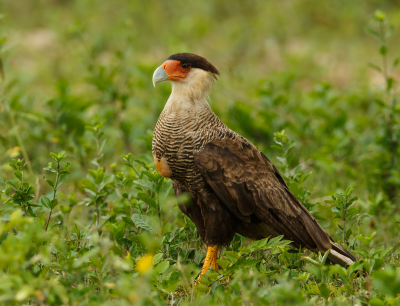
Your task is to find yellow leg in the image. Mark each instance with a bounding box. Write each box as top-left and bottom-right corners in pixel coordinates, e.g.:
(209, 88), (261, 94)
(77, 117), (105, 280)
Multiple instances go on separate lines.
(200, 245), (219, 275)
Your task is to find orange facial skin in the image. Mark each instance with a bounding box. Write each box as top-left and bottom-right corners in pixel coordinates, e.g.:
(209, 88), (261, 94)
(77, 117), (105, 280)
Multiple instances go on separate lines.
(161, 60), (191, 81)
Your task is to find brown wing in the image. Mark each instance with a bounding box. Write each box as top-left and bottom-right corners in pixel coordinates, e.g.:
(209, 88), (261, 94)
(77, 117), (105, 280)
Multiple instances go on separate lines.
(193, 132), (332, 253)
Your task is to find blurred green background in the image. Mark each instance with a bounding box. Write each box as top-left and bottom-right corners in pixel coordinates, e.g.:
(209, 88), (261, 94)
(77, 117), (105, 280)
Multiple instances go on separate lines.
(0, 0), (400, 195)
(0, 1), (400, 304)
(1, 0), (399, 199)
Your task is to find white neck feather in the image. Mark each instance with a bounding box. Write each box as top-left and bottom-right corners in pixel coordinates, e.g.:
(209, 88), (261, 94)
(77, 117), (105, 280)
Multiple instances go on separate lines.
(164, 68), (215, 113)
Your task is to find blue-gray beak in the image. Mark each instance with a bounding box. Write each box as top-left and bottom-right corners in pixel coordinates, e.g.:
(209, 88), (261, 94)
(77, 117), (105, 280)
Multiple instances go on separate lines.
(152, 66), (169, 87)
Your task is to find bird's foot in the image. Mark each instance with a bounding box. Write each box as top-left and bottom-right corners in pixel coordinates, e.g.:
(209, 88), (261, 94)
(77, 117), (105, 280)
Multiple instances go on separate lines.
(196, 245), (219, 285)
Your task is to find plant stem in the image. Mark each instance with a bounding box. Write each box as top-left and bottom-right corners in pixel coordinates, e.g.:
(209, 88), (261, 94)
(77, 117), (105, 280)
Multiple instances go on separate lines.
(379, 21), (398, 201)
(22, 204), (28, 216)
(34, 177), (40, 203)
(7, 102), (34, 176)
(343, 209), (347, 245)
(96, 202), (100, 228)
(379, 22), (388, 99)
(157, 199), (162, 236)
(45, 162), (59, 231)
(52, 164), (59, 200)
(44, 210), (52, 231)
(0, 75), (33, 175)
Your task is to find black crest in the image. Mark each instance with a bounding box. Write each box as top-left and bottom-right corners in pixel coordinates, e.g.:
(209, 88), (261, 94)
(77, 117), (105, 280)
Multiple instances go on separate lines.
(167, 53), (220, 75)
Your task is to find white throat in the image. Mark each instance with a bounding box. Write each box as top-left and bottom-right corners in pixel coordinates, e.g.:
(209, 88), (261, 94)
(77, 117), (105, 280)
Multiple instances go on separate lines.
(164, 68), (216, 112)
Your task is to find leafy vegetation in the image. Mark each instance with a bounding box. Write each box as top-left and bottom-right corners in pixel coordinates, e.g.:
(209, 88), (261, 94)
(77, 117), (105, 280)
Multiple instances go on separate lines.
(1, 1), (400, 305)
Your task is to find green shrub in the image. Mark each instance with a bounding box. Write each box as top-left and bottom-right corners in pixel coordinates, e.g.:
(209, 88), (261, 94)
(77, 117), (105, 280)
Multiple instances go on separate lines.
(0, 2), (400, 305)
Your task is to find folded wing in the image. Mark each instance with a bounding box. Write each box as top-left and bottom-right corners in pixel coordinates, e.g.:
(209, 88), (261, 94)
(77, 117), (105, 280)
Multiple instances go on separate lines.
(193, 130), (355, 265)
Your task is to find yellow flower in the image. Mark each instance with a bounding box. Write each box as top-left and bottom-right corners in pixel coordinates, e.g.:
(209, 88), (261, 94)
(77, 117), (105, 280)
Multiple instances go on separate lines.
(136, 254), (153, 274)
(6, 146), (20, 157)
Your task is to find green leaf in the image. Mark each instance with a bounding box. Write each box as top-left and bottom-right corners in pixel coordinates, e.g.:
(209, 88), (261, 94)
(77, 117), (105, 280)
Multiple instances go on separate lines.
(62, 162), (70, 171)
(154, 261), (169, 274)
(330, 264), (347, 277)
(345, 228), (352, 239)
(0, 232), (8, 245)
(305, 265), (321, 278)
(132, 158), (148, 168)
(41, 196), (51, 209)
(347, 261), (363, 276)
(4, 187), (10, 195)
(28, 206), (34, 216)
(193, 250), (203, 265)
(393, 57), (400, 68)
(98, 174), (114, 190)
(373, 98), (385, 107)
(379, 45), (387, 55)
(277, 156), (286, 164)
(97, 120), (106, 129)
(57, 151), (66, 161)
(367, 63), (382, 72)
(99, 138), (107, 153)
(386, 25), (394, 39)
(131, 214), (159, 234)
(47, 221), (61, 230)
(9, 163), (17, 170)
(321, 249), (330, 264)
(217, 259), (229, 269)
(379, 246), (393, 259)
(242, 259), (260, 268)
(267, 235), (284, 247)
(95, 168), (105, 184)
(286, 151), (294, 166)
(387, 77), (395, 91)
(270, 145), (284, 152)
(366, 28), (380, 40)
(288, 182), (299, 197)
(346, 207), (358, 218)
(122, 216), (135, 226)
(137, 192), (157, 210)
(246, 238), (266, 251)
(152, 253), (163, 265)
(50, 152), (58, 162)
(81, 179), (96, 192)
(50, 199), (58, 210)
(121, 153), (132, 162)
(319, 283), (331, 299)
(368, 299), (385, 306)
(46, 179), (54, 188)
(303, 256), (319, 266)
(158, 179), (173, 200)
(5, 181), (18, 190)
(43, 166), (56, 173)
(133, 179), (156, 193)
(56, 174), (68, 188)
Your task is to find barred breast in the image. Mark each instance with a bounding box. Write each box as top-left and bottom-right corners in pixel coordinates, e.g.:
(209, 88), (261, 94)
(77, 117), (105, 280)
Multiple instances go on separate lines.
(152, 105), (225, 193)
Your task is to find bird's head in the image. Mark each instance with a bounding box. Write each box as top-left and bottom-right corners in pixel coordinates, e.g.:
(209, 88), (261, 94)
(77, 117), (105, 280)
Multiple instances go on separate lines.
(153, 53), (219, 99)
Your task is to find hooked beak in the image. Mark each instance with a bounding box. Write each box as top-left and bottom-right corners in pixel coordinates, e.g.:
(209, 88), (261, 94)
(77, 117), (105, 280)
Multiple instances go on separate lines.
(152, 66), (169, 87)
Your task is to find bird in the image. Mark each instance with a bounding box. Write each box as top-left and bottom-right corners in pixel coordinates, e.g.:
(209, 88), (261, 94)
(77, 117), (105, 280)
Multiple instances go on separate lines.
(152, 53), (355, 276)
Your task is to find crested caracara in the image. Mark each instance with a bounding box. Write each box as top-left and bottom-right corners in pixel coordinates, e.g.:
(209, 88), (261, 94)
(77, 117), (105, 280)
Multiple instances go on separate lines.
(152, 53), (355, 276)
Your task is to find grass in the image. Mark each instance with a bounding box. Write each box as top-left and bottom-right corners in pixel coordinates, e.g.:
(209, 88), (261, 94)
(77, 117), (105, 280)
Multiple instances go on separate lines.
(0, 1), (400, 305)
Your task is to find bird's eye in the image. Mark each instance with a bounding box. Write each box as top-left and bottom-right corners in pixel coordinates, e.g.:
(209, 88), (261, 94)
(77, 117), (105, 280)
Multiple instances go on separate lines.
(182, 62), (189, 69)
